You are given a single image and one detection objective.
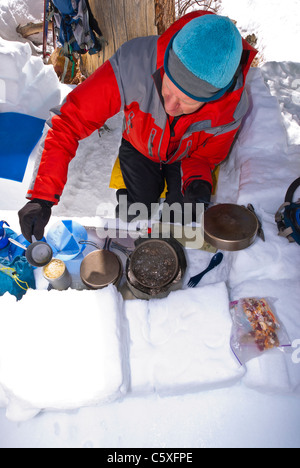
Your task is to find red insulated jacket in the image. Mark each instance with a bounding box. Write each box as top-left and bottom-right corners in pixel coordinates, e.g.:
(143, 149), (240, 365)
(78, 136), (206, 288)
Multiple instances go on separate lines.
(27, 10), (257, 205)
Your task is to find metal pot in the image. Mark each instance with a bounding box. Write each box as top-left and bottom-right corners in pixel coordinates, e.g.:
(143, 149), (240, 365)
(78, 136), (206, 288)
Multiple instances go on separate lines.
(79, 238), (123, 289)
(204, 203), (259, 251)
(129, 239), (179, 289)
(8, 237), (53, 267)
(119, 236), (187, 300)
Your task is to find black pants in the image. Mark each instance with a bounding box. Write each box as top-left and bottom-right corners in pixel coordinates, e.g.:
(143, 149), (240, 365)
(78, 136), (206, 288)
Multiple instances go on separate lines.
(118, 138), (184, 211)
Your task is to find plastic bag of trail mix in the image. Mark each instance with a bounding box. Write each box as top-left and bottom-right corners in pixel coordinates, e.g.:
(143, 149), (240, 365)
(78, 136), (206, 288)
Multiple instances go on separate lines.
(229, 297), (291, 365)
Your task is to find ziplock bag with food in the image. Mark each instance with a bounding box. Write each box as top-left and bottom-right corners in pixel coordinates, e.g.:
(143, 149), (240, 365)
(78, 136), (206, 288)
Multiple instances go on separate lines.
(230, 297), (291, 365)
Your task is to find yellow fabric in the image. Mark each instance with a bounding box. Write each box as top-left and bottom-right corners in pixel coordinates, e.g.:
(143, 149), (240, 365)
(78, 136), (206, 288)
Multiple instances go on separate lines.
(109, 157), (168, 198)
(109, 157), (220, 198)
(109, 157), (126, 190)
(212, 164), (220, 195)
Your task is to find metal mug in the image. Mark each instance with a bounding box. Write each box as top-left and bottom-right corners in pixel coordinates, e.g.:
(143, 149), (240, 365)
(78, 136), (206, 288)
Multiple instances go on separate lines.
(43, 259), (72, 291)
(8, 237), (53, 267)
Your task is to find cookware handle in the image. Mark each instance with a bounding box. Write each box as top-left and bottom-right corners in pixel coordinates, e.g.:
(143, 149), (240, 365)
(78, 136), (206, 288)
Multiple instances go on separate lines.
(78, 240), (103, 250)
(8, 238), (27, 250)
(79, 238), (133, 257)
(110, 241), (133, 258)
(103, 236), (112, 251)
(79, 237), (113, 251)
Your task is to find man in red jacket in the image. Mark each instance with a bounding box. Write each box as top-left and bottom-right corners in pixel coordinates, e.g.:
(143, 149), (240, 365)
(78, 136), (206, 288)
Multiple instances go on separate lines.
(18, 11), (257, 241)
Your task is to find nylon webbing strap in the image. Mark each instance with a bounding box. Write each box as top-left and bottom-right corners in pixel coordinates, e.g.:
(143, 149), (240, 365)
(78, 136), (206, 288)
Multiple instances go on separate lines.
(275, 178), (300, 243)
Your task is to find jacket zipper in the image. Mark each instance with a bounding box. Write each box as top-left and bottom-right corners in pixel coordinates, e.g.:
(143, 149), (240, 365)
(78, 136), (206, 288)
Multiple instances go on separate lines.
(157, 115), (169, 169)
(180, 140), (192, 159)
(148, 128), (157, 158)
(168, 139), (192, 163)
(126, 111), (135, 135)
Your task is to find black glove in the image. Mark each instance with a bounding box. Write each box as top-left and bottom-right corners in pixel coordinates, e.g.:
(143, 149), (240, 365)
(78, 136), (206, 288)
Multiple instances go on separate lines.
(184, 179), (212, 221)
(18, 199), (53, 242)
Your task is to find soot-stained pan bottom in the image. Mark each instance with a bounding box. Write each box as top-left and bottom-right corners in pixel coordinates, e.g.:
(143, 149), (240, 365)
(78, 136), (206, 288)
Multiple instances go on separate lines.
(129, 239), (179, 289)
(80, 249), (122, 289)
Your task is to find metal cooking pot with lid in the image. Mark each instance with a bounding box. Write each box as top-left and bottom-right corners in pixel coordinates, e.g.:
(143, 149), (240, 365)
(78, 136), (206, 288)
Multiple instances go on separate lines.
(204, 203), (259, 251)
(122, 235), (187, 300)
(79, 238), (122, 289)
(129, 239), (179, 289)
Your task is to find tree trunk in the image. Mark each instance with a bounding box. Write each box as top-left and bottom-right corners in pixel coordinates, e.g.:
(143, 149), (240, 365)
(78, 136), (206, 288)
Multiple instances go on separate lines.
(81, 0), (175, 76)
(155, 0), (175, 35)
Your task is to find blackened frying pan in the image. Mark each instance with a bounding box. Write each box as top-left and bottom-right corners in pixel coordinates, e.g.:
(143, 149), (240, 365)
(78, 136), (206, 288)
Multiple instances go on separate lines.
(128, 239), (179, 289)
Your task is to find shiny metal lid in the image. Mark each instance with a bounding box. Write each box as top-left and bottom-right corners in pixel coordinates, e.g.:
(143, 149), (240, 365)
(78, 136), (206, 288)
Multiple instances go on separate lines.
(204, 204), (258, 251)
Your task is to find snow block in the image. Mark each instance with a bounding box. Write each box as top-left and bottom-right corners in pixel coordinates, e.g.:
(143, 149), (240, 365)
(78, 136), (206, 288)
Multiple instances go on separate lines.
(125, 282), (245, 396)
(0, 286), (129, 421)
(0, 38), (62, 119)
(0, 39), (31, 105)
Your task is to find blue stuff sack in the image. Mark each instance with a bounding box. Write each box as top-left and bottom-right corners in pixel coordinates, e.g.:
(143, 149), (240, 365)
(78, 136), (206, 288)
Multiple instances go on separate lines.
(0, 256), (36, 301)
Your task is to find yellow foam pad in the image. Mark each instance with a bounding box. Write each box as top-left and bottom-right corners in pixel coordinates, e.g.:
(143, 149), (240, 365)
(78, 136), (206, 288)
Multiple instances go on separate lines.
(109, 157), (220, 198)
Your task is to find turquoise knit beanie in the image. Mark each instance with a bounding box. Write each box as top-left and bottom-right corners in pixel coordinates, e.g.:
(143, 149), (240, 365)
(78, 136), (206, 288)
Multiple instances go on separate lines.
(164, 14), (243, 102)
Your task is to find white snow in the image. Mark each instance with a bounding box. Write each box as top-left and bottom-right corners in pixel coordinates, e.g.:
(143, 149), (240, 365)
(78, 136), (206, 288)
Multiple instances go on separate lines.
(0, 0), (43, 46)
(0, 286), (128, 422)
(125, 282), (245, 396)
(219, 0), (300, 63)
(0, 37), (70, 118)
(0, 0), (300, 449)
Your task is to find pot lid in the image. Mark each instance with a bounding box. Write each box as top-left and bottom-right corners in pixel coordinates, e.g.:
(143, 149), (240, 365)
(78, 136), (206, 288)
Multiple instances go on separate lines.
(204, 203), (258, 251)
(80, 250), (121, 289)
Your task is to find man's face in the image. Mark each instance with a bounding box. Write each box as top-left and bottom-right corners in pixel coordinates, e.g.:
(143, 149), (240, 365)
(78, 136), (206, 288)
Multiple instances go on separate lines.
(161, 73), (205, 117)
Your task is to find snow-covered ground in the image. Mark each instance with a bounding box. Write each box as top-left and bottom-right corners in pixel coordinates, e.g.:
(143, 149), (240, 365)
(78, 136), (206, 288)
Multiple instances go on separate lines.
(0, 0), (300, 449)
(219, 0), (300, 63)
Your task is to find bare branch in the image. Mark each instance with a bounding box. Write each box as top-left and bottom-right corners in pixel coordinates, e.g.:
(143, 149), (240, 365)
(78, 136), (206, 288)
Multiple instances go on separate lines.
(175, 0), (221, 18)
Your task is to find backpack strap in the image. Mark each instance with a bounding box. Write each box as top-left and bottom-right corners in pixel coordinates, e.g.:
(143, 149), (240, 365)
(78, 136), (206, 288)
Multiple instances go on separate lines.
(285, 176), (300, 203)
(275, 202), (294, 241)
(275, 178), (300, 244)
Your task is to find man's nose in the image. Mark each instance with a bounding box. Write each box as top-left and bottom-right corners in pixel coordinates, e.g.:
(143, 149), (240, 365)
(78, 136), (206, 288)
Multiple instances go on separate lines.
(165, 94), (180, 111)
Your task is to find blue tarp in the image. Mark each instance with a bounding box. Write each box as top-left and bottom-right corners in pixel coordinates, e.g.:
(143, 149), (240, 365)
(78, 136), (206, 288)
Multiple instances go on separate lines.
(0, 112), (45, 182)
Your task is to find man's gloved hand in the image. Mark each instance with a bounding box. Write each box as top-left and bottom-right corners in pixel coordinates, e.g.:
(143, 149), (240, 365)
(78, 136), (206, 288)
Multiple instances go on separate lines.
(184, 179), (212, 206)
(18, 199), (53, 242)
(184, 179), (212, 221)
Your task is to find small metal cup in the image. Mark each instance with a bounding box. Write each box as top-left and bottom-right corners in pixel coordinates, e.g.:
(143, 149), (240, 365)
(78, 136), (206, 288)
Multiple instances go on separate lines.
(8, 237), (53, 267)
(43, 259), (72, 291)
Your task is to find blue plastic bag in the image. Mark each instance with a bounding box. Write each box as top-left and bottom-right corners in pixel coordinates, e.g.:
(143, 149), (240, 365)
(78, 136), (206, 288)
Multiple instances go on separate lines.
(0, 256), (36, 301)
